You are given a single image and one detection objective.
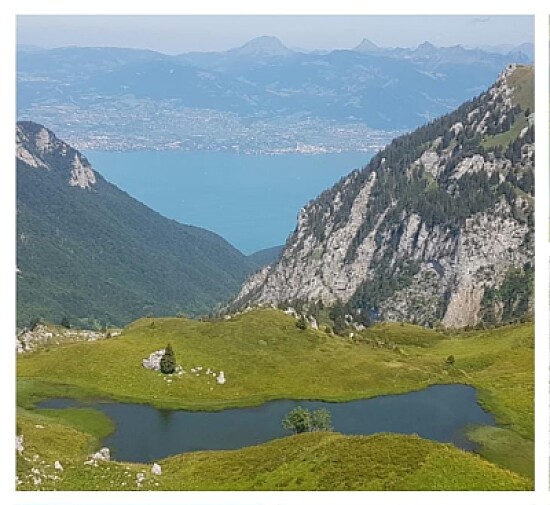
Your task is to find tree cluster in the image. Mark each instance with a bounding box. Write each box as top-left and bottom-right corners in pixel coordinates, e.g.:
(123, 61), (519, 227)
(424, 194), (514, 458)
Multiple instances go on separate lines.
(282, 407), (333, 434)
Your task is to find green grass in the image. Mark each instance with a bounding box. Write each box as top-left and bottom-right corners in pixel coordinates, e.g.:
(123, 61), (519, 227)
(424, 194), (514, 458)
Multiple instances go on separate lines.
(466, 425), (534, 479)
(17, 309), (533, 490)
(359, 322), (444, 347)
(16, 414), (531, 491)
(482, 65), (533, 150)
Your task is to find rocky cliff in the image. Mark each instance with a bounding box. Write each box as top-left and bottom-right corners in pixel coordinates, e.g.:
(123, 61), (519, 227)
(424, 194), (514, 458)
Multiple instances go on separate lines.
(231, 65), (534, 328)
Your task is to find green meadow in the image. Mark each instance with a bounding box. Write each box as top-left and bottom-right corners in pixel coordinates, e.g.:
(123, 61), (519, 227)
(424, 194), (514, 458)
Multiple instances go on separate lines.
(17, 309), (533, 490)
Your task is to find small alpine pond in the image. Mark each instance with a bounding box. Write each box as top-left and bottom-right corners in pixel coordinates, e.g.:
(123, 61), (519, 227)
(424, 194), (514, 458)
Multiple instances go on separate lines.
(38, 384), (495, 463)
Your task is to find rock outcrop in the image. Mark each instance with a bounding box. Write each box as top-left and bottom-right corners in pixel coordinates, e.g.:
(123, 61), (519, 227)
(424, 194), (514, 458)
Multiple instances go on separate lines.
(230, 65), (534, 328)
(16, 324), (120, 354)
(17, 122), (96, 189)
(142, 349), (166, 371)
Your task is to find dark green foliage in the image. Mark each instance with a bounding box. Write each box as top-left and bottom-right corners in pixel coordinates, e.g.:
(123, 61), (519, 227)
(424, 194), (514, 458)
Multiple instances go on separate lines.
(295, 315), (307, 330)
(480, 266), (534, 325)
(328, 301), (346, 321)
(351, 258), (421, 312)
(247, 245), (283, 270)
(282, 407), (333, 434)
(29, 317), (43, 331)
(328, 301), (348, 335)
(354, 309), (371, 327)
(160, 343), (176, 374)
(446, 355), (455, 365)
(310, 409), (333, 432)
(60, 317), (71, 329)
(306, 300), (324, 319)
(282, 406), (310, 434)
(333, 317), (347, 336)
(16, 122), (258, 329)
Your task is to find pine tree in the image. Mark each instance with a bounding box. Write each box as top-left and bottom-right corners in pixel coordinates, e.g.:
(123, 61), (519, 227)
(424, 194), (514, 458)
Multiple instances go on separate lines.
(160, 343), (176, 374)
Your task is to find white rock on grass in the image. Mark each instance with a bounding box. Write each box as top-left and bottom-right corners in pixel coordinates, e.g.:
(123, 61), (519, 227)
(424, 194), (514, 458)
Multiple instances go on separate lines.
(142, 349), (166, 371)
(151, 463), (162, 475)
(16, 435), (24, 454)
(136, 472), (145, 488)
(54, 460), (63, 472)
(216, 371), (226, 385)
(85, 447), (110, 465)
(94, 447), (110, 461)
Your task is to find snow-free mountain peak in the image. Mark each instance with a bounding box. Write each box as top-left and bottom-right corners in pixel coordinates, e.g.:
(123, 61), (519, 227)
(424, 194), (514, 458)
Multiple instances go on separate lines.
(229, 65), (534, 329)
(229, 35), (294, 57)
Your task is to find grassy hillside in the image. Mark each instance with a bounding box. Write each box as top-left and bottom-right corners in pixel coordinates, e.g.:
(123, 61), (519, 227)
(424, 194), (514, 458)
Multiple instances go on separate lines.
(16, 412), (530, 491)
(482, 64), (534, 149)
(17, 309), (533, 486)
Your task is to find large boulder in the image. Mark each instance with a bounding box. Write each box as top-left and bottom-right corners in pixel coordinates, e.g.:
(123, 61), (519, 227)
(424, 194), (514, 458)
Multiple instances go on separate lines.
(142, 349), (166, 371)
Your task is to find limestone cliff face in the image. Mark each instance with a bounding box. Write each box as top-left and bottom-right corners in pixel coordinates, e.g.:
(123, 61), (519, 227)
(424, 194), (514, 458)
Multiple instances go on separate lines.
(232, 65), (534, 328)
(16, 121), (96, 189)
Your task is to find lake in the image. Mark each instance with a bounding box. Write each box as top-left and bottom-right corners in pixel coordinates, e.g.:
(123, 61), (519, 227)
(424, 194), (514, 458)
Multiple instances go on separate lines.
(83, 150), (374, 254)
(38, 384), (495, 463)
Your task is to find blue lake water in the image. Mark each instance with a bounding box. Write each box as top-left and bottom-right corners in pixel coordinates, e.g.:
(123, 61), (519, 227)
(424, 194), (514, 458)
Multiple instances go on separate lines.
(83, 150), (374, 254)
(38, 384), (494, 463)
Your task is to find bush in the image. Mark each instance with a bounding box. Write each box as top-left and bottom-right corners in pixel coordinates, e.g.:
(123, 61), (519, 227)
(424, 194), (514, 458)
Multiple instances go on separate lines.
(446, 354), (455, 365)
(29, 317), (43, 331)
(310, 408), (333, 432)
(333, 316), (347, 335)
(282, 407), (333, 434)
(295, 315), (307, 330)
(160, 343), (176, 374)
(60, 316), (71, 329)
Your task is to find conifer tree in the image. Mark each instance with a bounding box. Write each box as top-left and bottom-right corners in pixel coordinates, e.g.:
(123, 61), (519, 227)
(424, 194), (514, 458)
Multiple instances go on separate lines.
(160, 343), (176, 374)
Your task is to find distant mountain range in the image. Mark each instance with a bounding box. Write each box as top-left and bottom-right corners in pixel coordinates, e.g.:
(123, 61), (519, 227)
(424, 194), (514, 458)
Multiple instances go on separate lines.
(17, 37), (532, 137)
(16, 121), (275, 328)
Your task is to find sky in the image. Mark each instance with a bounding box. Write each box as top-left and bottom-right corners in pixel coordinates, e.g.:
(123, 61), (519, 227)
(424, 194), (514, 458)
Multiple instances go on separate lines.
(17, 15), (533, 54)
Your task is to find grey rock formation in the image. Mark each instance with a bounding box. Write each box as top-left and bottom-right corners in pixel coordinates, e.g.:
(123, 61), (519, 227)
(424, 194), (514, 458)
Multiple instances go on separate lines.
(142, 349), (166, 371)
(16, 122), (96, 189)
(231, 65), (533, 328)
(68, 152), (96, 188)
(216, 371), (226, 384)
(16, 324), (119, 354)
(16, 435), (24, 454)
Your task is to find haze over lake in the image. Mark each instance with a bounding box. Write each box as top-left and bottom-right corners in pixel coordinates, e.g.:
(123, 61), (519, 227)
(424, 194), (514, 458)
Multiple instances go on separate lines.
(84, 150), (374, 254)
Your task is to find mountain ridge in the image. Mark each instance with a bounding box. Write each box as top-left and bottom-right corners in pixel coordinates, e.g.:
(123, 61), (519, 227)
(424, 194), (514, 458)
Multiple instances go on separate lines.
(18, 39), (530, 134)
(16, 121), (263, 328)
(229, 65), (534, 328)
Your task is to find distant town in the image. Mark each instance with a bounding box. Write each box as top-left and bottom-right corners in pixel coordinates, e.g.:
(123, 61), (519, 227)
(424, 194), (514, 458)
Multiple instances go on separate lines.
(18, 97), (401, 154)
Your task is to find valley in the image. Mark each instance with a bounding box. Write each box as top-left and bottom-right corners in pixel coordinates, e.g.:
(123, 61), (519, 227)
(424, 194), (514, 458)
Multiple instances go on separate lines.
(17, 309), (533, 490)
(15, 25), (535, 492)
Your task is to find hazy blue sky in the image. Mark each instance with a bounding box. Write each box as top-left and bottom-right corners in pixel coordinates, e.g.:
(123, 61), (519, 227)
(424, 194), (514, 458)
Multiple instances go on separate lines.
(17, 15), (533, 54)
